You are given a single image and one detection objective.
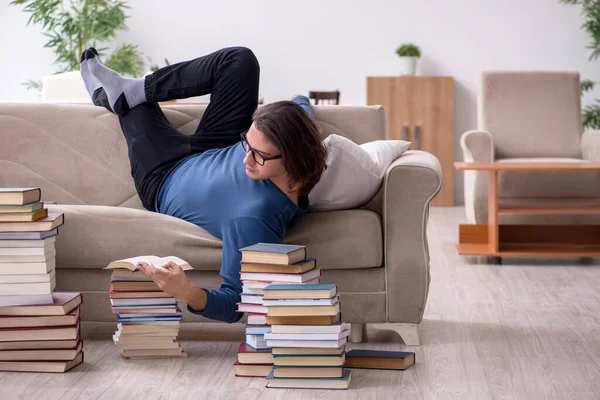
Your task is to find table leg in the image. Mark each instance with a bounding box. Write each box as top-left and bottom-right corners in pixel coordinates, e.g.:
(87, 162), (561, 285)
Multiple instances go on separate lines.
(488, 170), (499, 254)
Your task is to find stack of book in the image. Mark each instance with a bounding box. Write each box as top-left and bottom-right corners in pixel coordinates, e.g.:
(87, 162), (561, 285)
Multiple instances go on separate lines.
(234, 243), (320, 378)
(105, 255), (194, 359)
(0, 292), (83, 372)
(0, 188), (64, 307)
(263, 284), (352, 390)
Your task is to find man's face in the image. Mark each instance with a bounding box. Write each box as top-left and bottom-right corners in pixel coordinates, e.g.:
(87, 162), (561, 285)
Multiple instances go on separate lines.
(243, 123), (285, 181)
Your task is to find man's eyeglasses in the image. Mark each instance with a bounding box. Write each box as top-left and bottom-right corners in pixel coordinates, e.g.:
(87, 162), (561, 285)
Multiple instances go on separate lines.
(240, 132), (282, 166)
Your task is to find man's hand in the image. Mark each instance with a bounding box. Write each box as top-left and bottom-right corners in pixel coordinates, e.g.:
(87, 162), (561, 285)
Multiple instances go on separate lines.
(138, 261), (207, 311)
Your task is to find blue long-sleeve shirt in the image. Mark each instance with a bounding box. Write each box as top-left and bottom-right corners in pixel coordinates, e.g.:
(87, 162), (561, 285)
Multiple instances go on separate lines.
(155, 140), (308, 323)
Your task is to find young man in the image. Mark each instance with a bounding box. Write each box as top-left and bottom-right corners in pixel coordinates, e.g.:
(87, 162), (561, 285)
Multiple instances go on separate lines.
(80, 46), (327, 323)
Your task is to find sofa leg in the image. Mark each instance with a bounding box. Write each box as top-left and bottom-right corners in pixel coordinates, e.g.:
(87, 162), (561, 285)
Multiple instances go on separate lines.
(370, 323), (420, 345)
(349, 323), (364, 343)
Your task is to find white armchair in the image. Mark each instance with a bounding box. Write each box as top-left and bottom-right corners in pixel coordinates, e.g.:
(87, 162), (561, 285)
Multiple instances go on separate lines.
(461, 71), (600, 224)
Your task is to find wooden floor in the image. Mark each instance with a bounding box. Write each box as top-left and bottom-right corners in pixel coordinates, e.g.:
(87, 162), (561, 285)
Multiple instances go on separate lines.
(1, 206), (600, 399)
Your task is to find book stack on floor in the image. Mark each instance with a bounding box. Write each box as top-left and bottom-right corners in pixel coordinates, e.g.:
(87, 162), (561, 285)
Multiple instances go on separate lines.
(0, 292), (83, 372)
(0, 188), (80, 372)
(0, 188), (64, 308)
(263, 283), (352, 390)
(234, 243), (320, 378)
(106, 255), (194, 359)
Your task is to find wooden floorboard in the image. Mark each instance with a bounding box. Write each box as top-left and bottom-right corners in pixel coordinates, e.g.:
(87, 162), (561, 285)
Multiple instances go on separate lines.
(0, 206), (599, 399)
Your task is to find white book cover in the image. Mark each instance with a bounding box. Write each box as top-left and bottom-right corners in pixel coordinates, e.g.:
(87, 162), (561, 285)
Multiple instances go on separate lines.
(0, 249), (56, 263)
(266, 337), (348, 349)
(247, 314), (267, 325)
(264, 329), (350, 341)
(242, 286), (265, 295)
(246, 334), (270, 350)
(262, 296), (340, 307)
(271, 322), (350, 335)
(0, 236), (56, 248)
(110, 298), (178, 306)
(0, 268), (55, 284)
(0, 277), (56, 295)
(0, 257), (55, 275)
(245, 325), (271, 335)
(237, 303), (268, 314)
(0, 293), (54, 307)
(0, 243), (54, 256)
(240, 294), (264, 305)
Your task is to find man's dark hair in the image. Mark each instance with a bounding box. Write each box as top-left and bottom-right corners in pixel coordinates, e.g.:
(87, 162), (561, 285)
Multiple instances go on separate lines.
(252, 101), (327, 195)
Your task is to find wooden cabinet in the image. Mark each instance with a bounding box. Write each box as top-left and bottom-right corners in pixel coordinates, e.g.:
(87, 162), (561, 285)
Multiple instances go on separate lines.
(367, 76), (454, 206)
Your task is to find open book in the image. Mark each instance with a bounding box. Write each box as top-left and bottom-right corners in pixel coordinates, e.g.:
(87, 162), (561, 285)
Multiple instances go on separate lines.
(105, 256), (193, 272)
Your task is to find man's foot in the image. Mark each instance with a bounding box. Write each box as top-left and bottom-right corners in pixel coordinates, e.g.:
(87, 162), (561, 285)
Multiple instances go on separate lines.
(81, 47), (147, 116)
(79, 48), (112, 113)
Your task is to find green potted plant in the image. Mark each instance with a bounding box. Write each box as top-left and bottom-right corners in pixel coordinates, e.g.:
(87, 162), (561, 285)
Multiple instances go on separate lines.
(10, 0), (148, 101)
(395, 43), (421, 76)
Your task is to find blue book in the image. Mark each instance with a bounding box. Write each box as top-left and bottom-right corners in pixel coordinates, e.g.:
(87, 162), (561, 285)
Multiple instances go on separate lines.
(240, 243), (306, 265)
(344, 349), (415, 370)
(266, 369), (351, 389)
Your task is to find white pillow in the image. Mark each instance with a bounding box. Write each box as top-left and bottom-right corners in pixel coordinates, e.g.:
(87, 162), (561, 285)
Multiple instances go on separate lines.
(308, 134), (411, 211)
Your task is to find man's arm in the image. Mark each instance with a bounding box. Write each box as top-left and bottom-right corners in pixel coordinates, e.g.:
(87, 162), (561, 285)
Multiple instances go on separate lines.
(289, 94), (316, 120)
(186, 216), (283, 323)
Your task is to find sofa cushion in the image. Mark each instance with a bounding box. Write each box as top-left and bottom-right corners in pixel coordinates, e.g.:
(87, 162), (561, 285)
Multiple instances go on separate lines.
(309, 134), (410, 211)
(497, 158), (600, 198)
(49, 205), (382, 271)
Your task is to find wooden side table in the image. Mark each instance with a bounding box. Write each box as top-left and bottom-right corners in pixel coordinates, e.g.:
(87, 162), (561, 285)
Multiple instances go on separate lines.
(454, 162), (600, 263)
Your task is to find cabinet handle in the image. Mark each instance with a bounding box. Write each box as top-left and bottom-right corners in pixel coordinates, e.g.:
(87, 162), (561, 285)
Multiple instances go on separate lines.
(401, 125), (408, 141)
(414, 125), (420, 150)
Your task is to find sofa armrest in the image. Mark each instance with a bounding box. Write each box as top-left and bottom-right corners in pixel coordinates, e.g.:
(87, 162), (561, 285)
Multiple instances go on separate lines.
(582, 130), (600, 162)
(382, 150), (441, 323)
(460, 130), (494, 224)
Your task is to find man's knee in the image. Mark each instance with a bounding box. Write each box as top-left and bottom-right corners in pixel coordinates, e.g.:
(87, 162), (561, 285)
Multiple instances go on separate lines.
(229, 47), (259, 75)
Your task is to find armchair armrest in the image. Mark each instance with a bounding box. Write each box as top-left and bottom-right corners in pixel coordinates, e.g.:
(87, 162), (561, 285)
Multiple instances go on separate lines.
(460, 130), (494, 224)
(582, 130), (600, 162)
(460, 130), (494, 162)
(382, 150), (441, 323)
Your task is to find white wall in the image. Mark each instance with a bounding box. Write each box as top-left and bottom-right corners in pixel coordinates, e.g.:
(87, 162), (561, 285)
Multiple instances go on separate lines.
(1, 0), (596, 204)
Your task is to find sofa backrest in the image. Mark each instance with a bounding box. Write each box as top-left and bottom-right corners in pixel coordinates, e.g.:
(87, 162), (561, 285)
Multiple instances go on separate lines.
(0, 103), (387, 208)
(479, 71), (582, 159)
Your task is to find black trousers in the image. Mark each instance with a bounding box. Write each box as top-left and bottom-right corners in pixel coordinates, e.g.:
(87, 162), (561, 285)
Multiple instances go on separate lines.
(117, 47), (260, 211)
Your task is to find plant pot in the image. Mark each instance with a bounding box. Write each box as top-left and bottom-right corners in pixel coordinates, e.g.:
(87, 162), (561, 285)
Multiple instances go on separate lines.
(41, 71), (90, 103)
(398, 57), (418, 76)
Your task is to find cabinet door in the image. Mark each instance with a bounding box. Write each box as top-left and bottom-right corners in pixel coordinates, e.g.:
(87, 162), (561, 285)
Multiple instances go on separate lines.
(367, 77), (454, 206)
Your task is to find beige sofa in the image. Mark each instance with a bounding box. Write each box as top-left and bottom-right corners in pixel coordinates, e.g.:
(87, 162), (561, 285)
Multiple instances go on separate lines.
(0, 103), (442, 344)
(461, 70), (600, 225)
